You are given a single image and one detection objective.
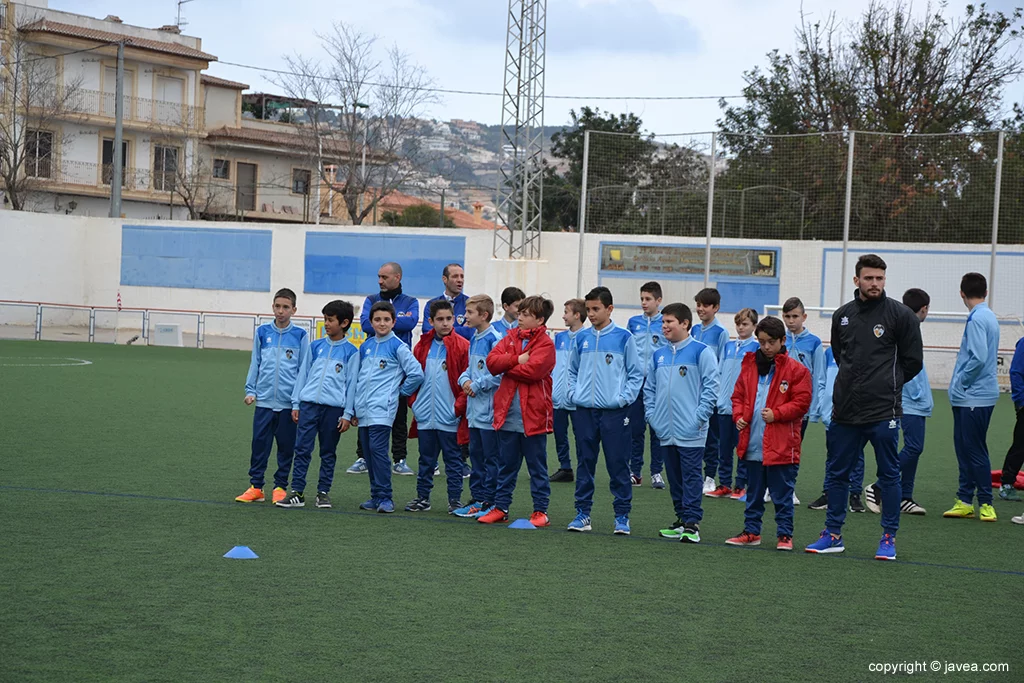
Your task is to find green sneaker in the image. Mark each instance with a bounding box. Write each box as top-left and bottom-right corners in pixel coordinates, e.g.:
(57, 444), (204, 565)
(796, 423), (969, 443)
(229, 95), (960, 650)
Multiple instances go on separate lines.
(679, 523), (701, 544)
(979, 503), (998, 522)
(659, 519), (685, 539)
(942, 499), (975, 519)
(999, 484), (1022, 502)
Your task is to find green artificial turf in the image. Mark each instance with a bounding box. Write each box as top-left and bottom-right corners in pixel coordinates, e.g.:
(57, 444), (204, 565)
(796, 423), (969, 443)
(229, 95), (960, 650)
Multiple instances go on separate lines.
(2, 340), (1022, 682)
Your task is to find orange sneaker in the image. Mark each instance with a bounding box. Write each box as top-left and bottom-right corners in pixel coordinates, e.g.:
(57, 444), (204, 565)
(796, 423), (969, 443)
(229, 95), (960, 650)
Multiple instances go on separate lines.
(529, 511), (550, 527)
(777, 535), (793, 551)
(478, 507), (509, 524)
(234, 486), (265, 503)
(272, 487), (287, 504)
(706, 485), (732, 498)
(725, 531), (761, 546)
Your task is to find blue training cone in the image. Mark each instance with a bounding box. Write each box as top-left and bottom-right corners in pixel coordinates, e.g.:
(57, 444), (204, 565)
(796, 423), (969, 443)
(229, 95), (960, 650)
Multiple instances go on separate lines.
(508, 519), (536, 530)
(223, 546), (259, 559)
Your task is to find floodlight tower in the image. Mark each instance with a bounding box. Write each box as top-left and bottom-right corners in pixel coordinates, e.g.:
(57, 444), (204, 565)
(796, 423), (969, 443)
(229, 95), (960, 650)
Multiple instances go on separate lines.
(493, 0), (546, 260)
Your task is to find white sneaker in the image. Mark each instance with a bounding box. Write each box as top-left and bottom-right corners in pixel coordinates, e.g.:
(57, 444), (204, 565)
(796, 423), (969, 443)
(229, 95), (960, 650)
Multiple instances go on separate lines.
(651, 473), (666, 489)
(764, 489), (771, 503)
(793, 493), (800, 505)
(703, 476), (715, 494)
(1012, 513), (1024, 525)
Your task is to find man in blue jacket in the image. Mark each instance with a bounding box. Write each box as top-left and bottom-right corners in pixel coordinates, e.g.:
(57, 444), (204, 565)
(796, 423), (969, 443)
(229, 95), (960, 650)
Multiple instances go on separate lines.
(422, 263), (471, 340)
(944, 272), (1001, 522)
(346, 262), (421, 476)
(999, 336), (1024, 505)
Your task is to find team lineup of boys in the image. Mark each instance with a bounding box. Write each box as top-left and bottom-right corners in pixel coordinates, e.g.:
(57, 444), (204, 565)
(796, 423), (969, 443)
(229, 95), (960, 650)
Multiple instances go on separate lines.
(234, 254), (1024, 559)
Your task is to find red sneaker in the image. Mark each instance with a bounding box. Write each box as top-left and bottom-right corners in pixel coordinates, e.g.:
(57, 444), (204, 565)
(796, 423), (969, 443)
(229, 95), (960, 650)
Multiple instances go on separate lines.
(529, 511), (550, 527)
(777, 535), (793, 551)
(725, 531), (762, 546)
(730, 488), (746, 500)
(706, 485), (732, 498)
(477, 508), (509, 524)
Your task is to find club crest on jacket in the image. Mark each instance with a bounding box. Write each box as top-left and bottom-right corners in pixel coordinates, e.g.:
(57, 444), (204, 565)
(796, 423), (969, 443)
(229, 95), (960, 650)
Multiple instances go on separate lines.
(873, 325), (885, 338)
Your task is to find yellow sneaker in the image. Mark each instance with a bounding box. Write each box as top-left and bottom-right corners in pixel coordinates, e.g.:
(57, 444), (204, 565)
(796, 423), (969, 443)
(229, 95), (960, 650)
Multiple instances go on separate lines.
(942, 499), (975, 518)
(272, 487), (287, 504)
(235, 486), (265, 503)
(979, 503), (997, 522)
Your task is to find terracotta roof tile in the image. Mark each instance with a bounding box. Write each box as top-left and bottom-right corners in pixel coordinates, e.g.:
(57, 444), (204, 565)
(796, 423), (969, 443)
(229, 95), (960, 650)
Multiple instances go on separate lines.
(201, 75), (249, 90)
(205, 125), (354, 156)
(19, 19), (217, 62)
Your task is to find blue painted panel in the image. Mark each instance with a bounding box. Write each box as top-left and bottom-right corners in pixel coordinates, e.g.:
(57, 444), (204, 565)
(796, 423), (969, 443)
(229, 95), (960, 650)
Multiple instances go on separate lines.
(120, 225), (272, 291)
(717, 282), (779, 316)
(304, 233), (466, 297)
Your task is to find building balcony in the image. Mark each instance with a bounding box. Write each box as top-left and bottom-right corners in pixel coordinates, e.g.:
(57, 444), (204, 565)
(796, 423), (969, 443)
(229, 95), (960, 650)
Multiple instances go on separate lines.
(26, 159), (182, 198)
(61, 89), (204, 131)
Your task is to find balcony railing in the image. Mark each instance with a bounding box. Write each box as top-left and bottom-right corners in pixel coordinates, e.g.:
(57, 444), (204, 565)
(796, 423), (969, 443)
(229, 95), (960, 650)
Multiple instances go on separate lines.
(64, 89), (205, 130)
(28, 159), (165, 193)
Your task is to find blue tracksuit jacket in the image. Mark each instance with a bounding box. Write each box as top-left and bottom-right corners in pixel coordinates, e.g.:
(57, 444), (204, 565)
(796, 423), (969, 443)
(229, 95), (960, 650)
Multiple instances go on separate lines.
(552, 327), (583, 411)
(410, 337), (459, 432)
(628, 312), (665, 378)
(787, 328), (826, 420)
(360, 292), (420, 347)
(422, 292), (473, 340)
(717, 337), (759, 414)
(245, 322), (310, 411)
(691, 319), (729, 369)
(568, 321), (643, 410)
(349, 332), (424, 426)
(949, 302), (1000, 408)
(457, 325), (504, 430)
(491, 316), (519, 338)
(902, 365), (934, 418)
(293, 337), (360, 409)
(818, 347), (839, 427)
(1011, 337), (1024, 409)
(644, 337), (719, 448)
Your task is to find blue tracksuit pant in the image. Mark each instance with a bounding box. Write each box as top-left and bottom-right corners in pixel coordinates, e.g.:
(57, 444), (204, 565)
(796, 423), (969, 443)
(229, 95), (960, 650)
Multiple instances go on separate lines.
(953, 406), (995, 506)
(416, 429), (463, 501)
(822, 427), (865, 494)
(703, 408), (721, 480)
(290, 402), (345, 493)
(717, 413), (746, 489)
(877, 414), (926, 500)
(629, 386), (663, 477)
(553, 408), (574, 470)
(827, 420), (901, 536)
(469, 427), (500, 504)
(744, 461), (797, 537)
(359, 425), (394, 503)
(573, 407), (632, 516)
(662, 445), (704, 525)
(249, 407), (296, 490)
(494, 431), (550, 513)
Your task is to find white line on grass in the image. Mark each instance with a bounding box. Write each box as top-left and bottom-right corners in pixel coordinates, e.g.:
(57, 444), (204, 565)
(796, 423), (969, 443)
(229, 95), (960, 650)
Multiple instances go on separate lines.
(0, 357), (93, 367)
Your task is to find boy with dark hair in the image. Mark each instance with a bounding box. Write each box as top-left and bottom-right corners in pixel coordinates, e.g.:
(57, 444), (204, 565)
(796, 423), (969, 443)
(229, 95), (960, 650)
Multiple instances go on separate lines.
(550, 298), (586, 483)
(710, 308), (759, 501)
(999, 335), (1024, 506)
(492, 286), (526, 338)
(566, 286), (644, 535)
(341, 301), (424, 513)
(454, 295), (505, 517)
(277, 300), (358, 509)
(405, 300), (471, 514)
(236, 288), (310, 505)
(725, 316), (812, 551)
(646, 302), (719, 544)
(628, 281), (666, 489)
(692, 288), (730, 495)
(944, 273), (1000, 522)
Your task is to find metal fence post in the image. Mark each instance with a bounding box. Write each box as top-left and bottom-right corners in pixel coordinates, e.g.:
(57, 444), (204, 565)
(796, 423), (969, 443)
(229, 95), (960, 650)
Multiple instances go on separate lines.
(35, 305), (42, 341)
(839, 131), (856, 304)
(989, 130), (1005, 312)
(88, 309), (96, 343)
(703, 132), (717, 288)
(576, 129), (591, 297)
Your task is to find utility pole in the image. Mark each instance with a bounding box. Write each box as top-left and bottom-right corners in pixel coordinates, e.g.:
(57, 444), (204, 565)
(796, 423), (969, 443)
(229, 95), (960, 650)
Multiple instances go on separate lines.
(109, 40), (125, 218)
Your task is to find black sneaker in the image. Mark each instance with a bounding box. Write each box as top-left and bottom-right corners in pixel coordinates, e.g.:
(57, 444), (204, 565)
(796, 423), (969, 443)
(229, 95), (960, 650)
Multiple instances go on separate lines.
(864, 484), (881, 514)
(807, 493), (829, 510)
(849, 493), (866, 513)
(448, 499), (463, 514)
(550, 468), (574, 483)
(315, 492), (331, 509)
(404, 496), (431, 512)
(276, 491), (304, 508)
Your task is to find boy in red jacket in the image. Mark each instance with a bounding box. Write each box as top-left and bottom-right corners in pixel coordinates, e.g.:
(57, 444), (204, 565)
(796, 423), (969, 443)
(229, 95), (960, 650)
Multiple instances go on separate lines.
(725, 317), (812, 551)
(478, 295), (557, 526)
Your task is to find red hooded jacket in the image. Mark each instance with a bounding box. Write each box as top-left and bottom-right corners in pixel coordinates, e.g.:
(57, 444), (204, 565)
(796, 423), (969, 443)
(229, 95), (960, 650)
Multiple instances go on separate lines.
(408, 330), (470, 446)
(732, 351), (812, 466)
(487, 326), (555, 437)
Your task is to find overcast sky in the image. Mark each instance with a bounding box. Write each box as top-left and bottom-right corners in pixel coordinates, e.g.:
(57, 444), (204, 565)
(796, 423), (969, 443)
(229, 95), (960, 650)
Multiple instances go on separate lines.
(52, 0), (1024, 134)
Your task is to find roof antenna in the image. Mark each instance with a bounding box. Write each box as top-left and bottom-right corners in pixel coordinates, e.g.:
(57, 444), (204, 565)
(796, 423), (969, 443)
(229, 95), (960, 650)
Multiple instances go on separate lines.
(176, 0), (195, 29)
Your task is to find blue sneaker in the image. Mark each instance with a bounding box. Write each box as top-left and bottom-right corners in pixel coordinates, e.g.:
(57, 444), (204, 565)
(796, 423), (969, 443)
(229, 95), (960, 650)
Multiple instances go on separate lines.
(613, 515), (631, 535)
(346, 458), (368, 474)
(359, 498), (377, 511)
(376, 499), (395, 514)
(453, 501), (484, 518)
(567, 511), (592, 532)
(804, 529), (845, 554)
(393, 460), (415, 476)
(874, 533), (896, 561)
(473, 505), (495, 519)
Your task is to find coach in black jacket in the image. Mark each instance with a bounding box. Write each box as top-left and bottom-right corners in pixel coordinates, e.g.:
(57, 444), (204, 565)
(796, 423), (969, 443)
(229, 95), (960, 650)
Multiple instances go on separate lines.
(807, 254), (923, 560)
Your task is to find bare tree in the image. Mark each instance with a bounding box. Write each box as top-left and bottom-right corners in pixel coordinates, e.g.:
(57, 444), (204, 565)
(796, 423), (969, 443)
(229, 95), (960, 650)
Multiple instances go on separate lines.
(0, 25), (84, 210)
(275, 22), (442, 225)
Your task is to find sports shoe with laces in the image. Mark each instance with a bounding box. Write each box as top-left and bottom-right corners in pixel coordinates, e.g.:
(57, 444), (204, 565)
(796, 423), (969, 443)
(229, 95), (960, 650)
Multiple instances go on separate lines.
(979, 503), (997, 522)
(613, 515), (631, 535)
(703, 476), (716, 494)
(550, 468), (574, 483)
(1012, 512), (1024, 525)
(393, 460), (415, 476)
(478, 507), (508, 524)
(651, 473), (666, 489)
(679, 523), (700, 544)
(943, 499), (975, 518)
(874, 533), (896, 560)
(567, 511), (592, 532)
(706, 484), (732, 498)
(234, 486), (264, 503)
(453, 500), (483, 517)
(999, 484), (1022, 501)
(804, 529), (845, 554)
(315, 492), (331, 509)
(346, 458), (367, 474)
(659, 518), (685, 539)
(849, 493), (866, 513)
(376, 499), (395, 513)
(529, 511), (550, 527)
(630, 474), (642, 487)
(404, 496), (431, 512)
(725, 531), (761, 546)
(448, 499), (463, 514)
(730, 487), (746, 500)
(807, 493), (828, 510)
(864, 483), (881, 514)
(272, 487), (287, 504)
(900, 499), (926, 515)
(359, 498), (377, 511)
(276, 491), (304, 508)
(776, 535), (793, 551)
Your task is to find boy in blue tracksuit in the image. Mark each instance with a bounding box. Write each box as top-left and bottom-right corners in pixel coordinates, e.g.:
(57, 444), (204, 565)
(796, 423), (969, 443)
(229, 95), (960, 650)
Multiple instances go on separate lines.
(709, 308), (759, 500)
(627, 281), (666, 489)
(454, 295), (504, 517)
(277, 300), (359, 510)
(807, 346), (865, 512)
(864, 289), (933, 515)
(944, 272), (1001, 522)
(341, 301), (424, 513)
(566, 286), (644, 535)
(692, 288), (729, 493)
(236, 288), (310, 505)
(646, 303), (719, 544)
(998, 336), (1024, 503)
(490, 286), (525, 338)
(549, 298), (586, 483)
